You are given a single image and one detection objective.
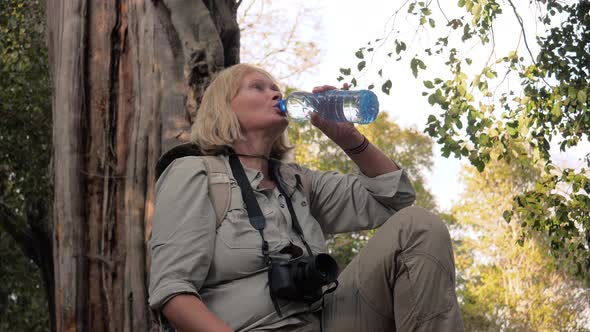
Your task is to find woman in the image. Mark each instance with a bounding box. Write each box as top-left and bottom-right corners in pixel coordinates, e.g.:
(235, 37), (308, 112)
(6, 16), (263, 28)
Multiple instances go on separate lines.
(148, 64), (464, 331)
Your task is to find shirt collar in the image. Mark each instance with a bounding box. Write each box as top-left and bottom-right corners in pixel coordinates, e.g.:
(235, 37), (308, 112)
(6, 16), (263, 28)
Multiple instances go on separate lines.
(272, 161), (299, 197)
(220, 155), (299, 194)
(243, 165), (264, 189)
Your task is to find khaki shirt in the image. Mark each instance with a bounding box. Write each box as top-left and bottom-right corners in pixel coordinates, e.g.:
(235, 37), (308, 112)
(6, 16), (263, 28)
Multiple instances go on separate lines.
(148, 155), (416, 331)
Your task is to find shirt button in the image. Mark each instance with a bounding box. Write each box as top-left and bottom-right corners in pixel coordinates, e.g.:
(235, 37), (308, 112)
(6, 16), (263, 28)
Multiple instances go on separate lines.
(301, 201), (307, 207)
(280, 203), (286, 208)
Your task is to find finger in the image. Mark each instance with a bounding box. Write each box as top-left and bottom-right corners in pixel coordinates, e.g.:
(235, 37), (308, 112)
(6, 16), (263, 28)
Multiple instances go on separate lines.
(312, 85), (332, 93)
(312, 85), (338, 94)
(342, 83), (350, 90)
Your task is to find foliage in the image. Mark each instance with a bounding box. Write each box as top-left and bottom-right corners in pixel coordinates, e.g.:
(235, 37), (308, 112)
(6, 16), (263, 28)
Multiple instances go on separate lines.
(0, 231), (49, 332)
(453, 159), (590, 331)
(238, 0), (321, 84)
(341, 0), (590, 283)
(288, 111), (437, 267)
(0, 0), (51, 201)
(0, 0), (52, 329)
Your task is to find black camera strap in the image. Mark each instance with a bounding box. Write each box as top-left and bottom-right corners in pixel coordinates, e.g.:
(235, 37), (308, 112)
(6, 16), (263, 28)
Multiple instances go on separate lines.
(228, 154), (285, 316)
(271, 160), (339, 330)
(270, 160), (314, 258)
(228, 154), (271, 263)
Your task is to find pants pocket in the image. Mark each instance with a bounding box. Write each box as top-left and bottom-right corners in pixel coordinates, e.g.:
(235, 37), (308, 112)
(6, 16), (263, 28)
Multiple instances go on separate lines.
(401, 251), (454, 324)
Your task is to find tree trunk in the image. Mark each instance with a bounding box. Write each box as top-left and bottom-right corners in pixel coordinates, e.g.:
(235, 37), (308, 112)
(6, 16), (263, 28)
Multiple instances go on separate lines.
(46, 1), (240, 330)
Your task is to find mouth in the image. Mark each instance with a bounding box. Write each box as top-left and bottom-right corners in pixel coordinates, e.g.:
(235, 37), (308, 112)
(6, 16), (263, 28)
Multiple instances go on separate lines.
(273, 106), (286, 116)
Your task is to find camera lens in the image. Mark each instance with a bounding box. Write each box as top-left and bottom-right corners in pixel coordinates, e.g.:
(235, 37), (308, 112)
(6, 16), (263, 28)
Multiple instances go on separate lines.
(297, 253), (339, 292)
(314, 254), (338, 283)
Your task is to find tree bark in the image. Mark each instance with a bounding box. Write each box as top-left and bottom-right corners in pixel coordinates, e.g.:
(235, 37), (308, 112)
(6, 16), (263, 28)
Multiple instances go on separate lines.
(46, 0), (240, 330)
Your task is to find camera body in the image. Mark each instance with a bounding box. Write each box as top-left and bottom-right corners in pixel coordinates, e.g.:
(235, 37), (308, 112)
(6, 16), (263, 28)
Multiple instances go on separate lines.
(269, 253), (339, 303)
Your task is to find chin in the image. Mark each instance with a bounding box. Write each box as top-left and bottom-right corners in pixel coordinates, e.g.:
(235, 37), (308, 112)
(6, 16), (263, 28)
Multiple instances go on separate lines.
(267, 118), (289, 136)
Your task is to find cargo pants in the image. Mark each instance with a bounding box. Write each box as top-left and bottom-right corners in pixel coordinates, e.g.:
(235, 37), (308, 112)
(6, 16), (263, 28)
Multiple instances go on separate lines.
(321, 206), (465, 331)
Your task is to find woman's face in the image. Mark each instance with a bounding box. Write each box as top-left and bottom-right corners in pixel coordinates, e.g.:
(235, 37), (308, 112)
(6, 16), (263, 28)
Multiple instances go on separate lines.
(230, 71), (288, 137)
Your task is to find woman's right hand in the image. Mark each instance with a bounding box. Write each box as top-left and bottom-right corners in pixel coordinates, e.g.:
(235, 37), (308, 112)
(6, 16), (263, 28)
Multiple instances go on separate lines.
(162, 294), (234, 332)
(309, 83), (364, 150)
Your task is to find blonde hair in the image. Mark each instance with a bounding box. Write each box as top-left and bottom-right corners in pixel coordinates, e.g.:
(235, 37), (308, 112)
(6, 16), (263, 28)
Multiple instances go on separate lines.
(190, 63), (292, 160)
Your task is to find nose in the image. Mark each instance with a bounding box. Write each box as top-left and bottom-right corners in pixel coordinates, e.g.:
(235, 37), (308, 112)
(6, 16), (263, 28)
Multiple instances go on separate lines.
(272, 90), (282, 101)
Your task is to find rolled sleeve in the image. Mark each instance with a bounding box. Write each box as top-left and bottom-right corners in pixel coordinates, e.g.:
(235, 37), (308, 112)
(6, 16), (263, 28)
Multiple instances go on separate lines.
(148, 157), (216, 310)
(303, 166), (416, 234)
(357, 169), (416, 211)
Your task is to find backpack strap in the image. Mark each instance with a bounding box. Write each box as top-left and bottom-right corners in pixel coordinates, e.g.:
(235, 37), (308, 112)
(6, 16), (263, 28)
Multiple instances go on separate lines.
(201, 155), (231, 229)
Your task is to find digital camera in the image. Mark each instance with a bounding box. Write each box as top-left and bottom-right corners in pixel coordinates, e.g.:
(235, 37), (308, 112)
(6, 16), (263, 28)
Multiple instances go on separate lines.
(269, 253), (339, 303)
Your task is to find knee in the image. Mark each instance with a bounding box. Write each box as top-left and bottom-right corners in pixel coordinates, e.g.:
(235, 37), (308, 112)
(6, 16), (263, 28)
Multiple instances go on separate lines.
(385, 206), (453, 252)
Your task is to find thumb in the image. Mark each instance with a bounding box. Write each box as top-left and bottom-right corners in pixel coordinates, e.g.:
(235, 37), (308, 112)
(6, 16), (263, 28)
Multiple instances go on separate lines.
(310, 112), (322, 127)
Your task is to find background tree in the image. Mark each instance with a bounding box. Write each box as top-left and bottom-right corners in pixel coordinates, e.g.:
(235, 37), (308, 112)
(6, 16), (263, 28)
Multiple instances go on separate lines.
(2, 0), (330, 330)
(238, 0), (321, 84)
(453, 157), (590, 331)
(341, 0), (590, 283)
(0, 0), (53, 330)
(45, 0), (239, 330)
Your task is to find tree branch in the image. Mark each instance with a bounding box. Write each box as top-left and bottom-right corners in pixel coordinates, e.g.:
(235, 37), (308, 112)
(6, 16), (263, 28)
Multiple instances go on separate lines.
(0, 199), (51, 267)
(0, 200), (32, 251)
(507, 0), (536, 64)
(507, 0), (552, 88)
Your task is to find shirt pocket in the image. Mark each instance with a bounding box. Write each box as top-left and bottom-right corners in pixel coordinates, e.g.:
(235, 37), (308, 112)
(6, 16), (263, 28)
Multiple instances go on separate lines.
(298, 211), (327, 254)
(289, 192), (327, 254)
(217, 185), (276, 250)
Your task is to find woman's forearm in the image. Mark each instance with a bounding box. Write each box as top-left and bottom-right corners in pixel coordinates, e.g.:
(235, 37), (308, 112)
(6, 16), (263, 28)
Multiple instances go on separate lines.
(162, 294), (233, 332)
(341, 132), (399, 177)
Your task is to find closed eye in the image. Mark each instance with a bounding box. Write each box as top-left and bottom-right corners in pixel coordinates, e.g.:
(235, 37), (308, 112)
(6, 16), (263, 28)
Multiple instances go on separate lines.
(250, 80), (280, 93)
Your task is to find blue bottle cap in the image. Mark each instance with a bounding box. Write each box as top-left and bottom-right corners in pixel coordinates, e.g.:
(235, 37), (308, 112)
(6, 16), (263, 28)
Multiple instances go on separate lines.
(276, 99), (287, 113)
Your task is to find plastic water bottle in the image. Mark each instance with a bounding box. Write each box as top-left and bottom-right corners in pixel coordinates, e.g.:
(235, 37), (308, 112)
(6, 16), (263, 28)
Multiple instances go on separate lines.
(276, 90), (379, 124)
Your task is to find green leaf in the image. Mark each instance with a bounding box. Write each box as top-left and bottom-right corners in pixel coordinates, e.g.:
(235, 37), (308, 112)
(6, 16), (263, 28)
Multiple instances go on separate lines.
(382, 79), (392, 95)
(395, 40), (407, 55)
(577, 89), (587, 104)
(427, 89), (445, 106)
(378, 69), (383, 77)
(551, 103), (562, 118)
(355, 49), (364, 59)
(357, 61), (366, 71)
(410, 57), (427, 78)
(429, 18), (436, 28)
(458, 0), (466, 7)
(368, 84), (375, 90)
(502, 210), (512, 223)
(423, 80), (434, 89)
(339, 68), (351, 76)
(479, 133), (490, 146)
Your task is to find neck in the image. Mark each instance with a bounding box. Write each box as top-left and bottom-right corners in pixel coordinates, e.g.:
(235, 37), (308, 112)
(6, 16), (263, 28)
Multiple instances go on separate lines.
(232, 134), (275, 176)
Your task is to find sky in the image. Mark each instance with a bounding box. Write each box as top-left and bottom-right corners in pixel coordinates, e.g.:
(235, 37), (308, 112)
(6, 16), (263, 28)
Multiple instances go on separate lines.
(240, 0), (589, 211)
(308, 0), (465, 210)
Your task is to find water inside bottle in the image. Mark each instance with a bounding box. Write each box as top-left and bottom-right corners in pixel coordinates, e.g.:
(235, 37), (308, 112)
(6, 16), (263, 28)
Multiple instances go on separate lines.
(284, 96), (315, 122)
(283, 90), (378, 124)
